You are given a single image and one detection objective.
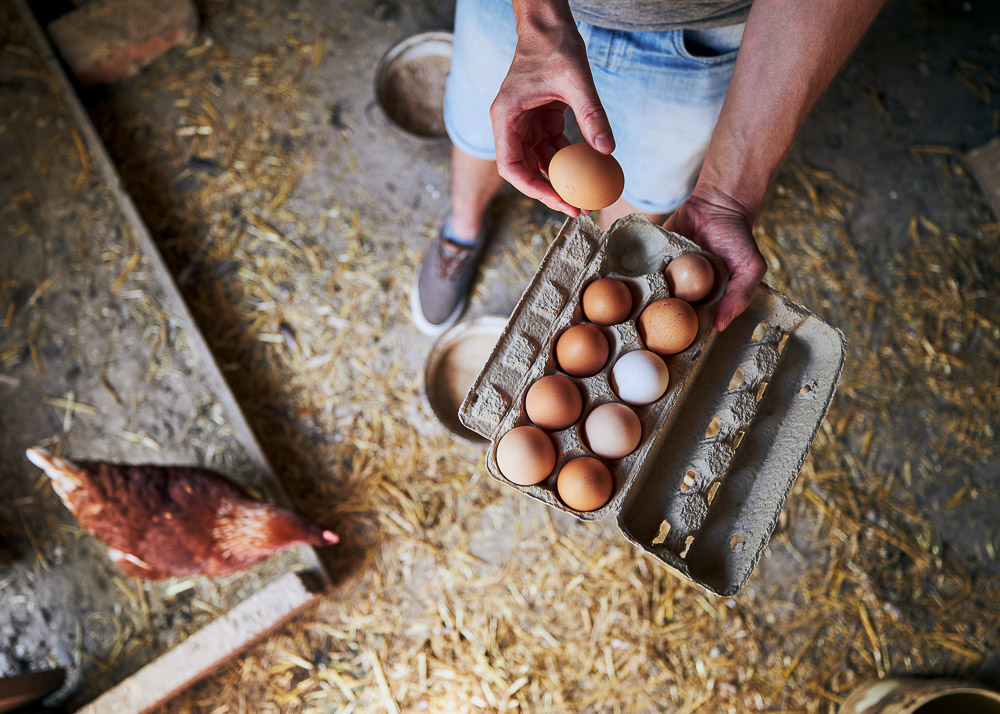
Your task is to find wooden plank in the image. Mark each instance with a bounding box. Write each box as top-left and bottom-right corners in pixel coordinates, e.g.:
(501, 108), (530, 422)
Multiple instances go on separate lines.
(76, 572), (322, 714)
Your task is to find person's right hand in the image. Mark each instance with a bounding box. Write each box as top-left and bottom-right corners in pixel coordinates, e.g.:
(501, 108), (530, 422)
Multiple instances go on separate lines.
(490, 15), (613, 216)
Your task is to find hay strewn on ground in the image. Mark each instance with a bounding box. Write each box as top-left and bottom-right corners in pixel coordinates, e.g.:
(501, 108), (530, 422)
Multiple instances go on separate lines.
(69, 1), (1000, 711)
(157, 164), (999, 714)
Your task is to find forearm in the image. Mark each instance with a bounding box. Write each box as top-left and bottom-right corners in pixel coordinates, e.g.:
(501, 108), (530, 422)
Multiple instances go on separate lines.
(698, 0), (885, 214)
(512, 0), (575, 36)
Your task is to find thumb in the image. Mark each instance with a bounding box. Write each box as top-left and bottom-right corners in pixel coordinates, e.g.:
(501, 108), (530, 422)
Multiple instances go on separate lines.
(566, 77), (614, 154)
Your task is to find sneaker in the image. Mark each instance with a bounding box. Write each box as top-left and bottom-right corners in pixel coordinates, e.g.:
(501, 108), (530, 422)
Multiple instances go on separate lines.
(411, 222), (487, 335)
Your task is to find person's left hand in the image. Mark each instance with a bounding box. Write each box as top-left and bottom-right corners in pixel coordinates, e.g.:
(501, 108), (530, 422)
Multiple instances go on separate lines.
(663, 187), (767, 331)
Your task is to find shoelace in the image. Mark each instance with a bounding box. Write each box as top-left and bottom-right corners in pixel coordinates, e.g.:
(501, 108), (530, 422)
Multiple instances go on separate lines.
(436, 240), (476, 281)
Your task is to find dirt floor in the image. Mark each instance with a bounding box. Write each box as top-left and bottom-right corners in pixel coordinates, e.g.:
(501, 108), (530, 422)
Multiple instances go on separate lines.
(0, 4), (322, 709)
(2, 0), (999, 711)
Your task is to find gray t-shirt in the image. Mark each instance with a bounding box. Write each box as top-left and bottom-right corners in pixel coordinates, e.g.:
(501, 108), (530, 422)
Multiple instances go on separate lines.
(568, 1), (752, 31)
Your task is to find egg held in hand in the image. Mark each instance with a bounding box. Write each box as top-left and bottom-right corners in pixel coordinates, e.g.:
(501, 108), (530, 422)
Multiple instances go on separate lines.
(582, 277), (632, 326)
(495, 426), (557, 486)
(557, 457), (613, 512)
(612, 350), (669, 405)
(548, 144), (625, 211)
(525, 375), (583, 431)
(555, 324), (609, 377)
(584, 403), (641, 459)
(665, 253), (715, 303)
(638, 298), (699, 355)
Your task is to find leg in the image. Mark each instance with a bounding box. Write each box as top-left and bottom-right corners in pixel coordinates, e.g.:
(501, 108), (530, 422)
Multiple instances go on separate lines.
(441, 0), (517, 238)
(411, 0), (517, 334)
(449, 145), (505, 241)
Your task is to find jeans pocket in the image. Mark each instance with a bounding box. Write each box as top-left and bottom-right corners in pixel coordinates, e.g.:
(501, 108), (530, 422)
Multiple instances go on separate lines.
(676, 26), (743, 65)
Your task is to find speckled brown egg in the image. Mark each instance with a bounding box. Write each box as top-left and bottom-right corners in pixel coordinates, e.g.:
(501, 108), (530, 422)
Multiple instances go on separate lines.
(496, 426), (556, 486)
(525, 375), (583, 431)
(555, 324), (609, 377)
(548, 144), (625, 211)
(638, 298), (699, 355)
(557, 457), (613, 512)
(584, 403), (641, 459)
(582, 278), (632, 325)
(665, 253), (715, 302)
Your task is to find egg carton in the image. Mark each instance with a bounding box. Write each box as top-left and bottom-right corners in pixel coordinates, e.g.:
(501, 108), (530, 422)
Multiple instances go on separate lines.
(460, 214), (846, 595)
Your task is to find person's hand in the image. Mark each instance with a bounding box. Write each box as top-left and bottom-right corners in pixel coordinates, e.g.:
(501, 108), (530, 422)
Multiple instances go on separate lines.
(663, 187), (767, 331)
(490, 18), (613, 215)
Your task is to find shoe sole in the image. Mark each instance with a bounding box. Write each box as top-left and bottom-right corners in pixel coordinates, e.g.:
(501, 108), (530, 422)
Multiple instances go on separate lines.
(410, 272), (467, 337)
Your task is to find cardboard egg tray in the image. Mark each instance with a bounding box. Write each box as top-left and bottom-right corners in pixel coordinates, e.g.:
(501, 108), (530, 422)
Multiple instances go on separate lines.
(460, 214), (846, 595)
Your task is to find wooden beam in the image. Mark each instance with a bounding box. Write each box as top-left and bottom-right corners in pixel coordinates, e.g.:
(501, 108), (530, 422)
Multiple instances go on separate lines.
(76, 572), (322, 714)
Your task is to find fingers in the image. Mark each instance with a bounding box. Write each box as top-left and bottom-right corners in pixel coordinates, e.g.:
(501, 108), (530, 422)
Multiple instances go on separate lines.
(493, 97), (581, 214)
(564, 77), (614, 154)
(497, 151), (578, 215)
(495, 131), (565, 211)
(532, 140), (560, 176)
(521, 172), (580, 215)
(531, 109), (569, 175)
(715, 252), (767, 331)
(661, 212), (680, 234)
(532, 132), (572, 176)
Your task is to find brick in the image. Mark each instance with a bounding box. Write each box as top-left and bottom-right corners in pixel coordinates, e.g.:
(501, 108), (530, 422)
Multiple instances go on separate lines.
(47, 0), (198, 86)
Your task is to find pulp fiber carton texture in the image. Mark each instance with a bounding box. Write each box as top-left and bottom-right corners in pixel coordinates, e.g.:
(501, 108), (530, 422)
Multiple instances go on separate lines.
(460, 215), (846, 595)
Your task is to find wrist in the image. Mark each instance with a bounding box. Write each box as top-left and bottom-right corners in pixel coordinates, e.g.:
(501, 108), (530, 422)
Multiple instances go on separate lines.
(686, 181), (758, 228)
(695, 152), (772, 219)
(512, 0), (576, 39)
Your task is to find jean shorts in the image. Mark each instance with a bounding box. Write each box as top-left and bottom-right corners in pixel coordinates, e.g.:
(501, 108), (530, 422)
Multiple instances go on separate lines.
(444, 0), (744, 214)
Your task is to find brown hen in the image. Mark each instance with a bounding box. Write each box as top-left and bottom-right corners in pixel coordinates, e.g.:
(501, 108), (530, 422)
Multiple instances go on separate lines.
(25, 447), (338, 579)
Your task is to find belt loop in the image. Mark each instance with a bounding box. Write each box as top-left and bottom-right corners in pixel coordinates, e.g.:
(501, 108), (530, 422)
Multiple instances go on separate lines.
(605, 29), (620, 72)
(583, 23), (614, 71)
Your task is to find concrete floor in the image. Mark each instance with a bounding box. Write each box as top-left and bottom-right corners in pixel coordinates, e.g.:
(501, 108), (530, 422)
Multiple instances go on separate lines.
(2, 0), (999, 710)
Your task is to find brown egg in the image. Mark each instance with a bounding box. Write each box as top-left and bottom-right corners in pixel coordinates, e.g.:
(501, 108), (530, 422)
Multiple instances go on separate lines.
(555, 324), (609, 377)
(584, 403), (641, 459)
(638, 298), (699, 355)
(557, 457), (613, 512)
(496, 426), (556, 486)
(548, 144), (625, 211)
(525, 375), (583, 431)
(665, 253), (715, 302)
(582, 278), (632, 326)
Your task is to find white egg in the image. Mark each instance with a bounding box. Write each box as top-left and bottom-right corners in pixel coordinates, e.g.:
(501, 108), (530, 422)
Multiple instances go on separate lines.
(611, 350), (669, 405)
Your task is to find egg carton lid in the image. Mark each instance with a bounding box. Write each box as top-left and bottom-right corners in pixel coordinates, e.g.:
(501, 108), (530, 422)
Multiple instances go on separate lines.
(460, 215), (846, 595)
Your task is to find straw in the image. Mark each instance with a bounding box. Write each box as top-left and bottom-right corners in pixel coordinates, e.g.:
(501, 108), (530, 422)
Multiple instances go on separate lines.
(29, 10), (995, 709)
